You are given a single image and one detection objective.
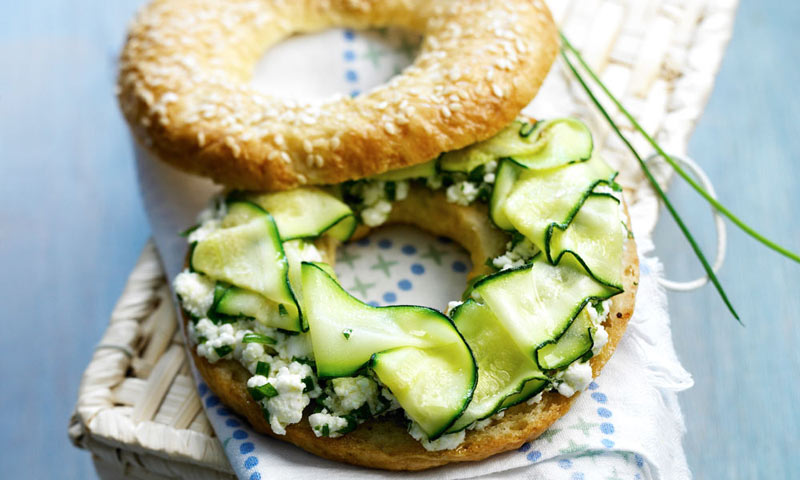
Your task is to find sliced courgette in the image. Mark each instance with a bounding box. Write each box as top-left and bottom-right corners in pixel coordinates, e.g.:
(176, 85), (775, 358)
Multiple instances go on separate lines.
(439, 118), (592, 173)
(220, 201), (266, 228)
(371, 159), (438, 181)
(245, 187), (356, 241)
(536, 306), (594, 370)
(300, 262), (472, 377)
(501, 154), (616, 252)
(498, 377), (548, 410)
(473, 257), (615, 358)
(446, 300), (546, 433)
(489, 158), (525, 231)
(213, 285), (302, 331)
(191, 213), (300, 325)
(547, 193), (624, 289)
(371, 342), (476, 439)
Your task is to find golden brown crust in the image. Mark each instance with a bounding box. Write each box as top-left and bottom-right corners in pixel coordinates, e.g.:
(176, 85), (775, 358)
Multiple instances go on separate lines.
(186, 190), (639, 471)
(118, 0), (558, 191)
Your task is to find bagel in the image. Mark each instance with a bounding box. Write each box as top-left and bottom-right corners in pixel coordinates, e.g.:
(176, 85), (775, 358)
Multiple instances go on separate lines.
(118, 0), (558, 191)
(124, 0), (640, 471)
(185, 187), (638, 470)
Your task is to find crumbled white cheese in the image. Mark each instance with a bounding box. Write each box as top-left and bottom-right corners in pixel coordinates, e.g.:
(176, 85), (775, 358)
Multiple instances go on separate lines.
(555, 361), (593, 398)
(325, 376), (380, 414)
(308, 410), (350, 438)
(592, 325), (609, 355)
(192, 319), (237, 363)
(526, 391), (544, 406)
(445, 300), (464, 315)
(395, 180), (409, 200)
(247, 375), (268, 388)
(586, 300), (611, 355)
(492, 238), (539, 270)
(274, 332), (314, 361)
(173, 271), (215, 318)
(264, 361), (315, 435)
(446, 181), (480, 206)
(408, 421), (465, 451)
(361, 200), (392, 227)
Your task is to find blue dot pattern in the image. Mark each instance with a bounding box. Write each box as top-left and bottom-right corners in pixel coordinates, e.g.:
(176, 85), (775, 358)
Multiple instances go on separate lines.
(240, 442), (255, 455)
(335, 225), (471, 308)
(244, 456), (258, 469)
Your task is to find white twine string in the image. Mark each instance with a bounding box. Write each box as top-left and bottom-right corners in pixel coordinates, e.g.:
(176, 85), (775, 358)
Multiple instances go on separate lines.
(647, 153), (727, 292)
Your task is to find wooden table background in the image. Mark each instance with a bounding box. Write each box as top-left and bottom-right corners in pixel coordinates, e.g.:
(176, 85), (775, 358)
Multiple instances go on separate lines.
(0, 1), (797, 478)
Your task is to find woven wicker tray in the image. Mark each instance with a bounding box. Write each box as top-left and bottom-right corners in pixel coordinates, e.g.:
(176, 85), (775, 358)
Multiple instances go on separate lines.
(69, 1), (737, 478)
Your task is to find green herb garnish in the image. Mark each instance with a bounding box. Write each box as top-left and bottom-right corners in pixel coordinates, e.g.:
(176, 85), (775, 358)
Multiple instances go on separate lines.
(301, 376), (315, 393)
(561, 33), (799, 266)
(255, 361), (270, 376)
(342, 328), (352, 340)
(214, 345), (233, 357)
(248, 382), (279, 401)
(560, 33), (743, 322)
(179, 224), (200, 237)
(243, 333), (277, 345)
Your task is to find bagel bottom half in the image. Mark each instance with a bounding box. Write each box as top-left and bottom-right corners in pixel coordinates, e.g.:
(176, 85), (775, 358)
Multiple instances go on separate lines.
(186, 187), (639, 471)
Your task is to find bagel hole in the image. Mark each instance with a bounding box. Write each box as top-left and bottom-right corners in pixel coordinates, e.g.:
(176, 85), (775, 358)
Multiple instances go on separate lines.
(333, 225), (471, 313)
(252, 28), (421, 101)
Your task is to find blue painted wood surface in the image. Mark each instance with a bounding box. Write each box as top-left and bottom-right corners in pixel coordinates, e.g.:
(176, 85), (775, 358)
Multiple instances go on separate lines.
(0, 1), (797, 479)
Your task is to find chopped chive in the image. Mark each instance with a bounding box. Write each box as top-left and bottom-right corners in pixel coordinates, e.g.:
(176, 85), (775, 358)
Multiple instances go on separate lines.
(255, 361), (270, 376)
(560, 33), (799, 265)
(559, 36), (740, 322)
(342, 328), (352, 340)
(302, 376), (315, 393)
(214, 345), (234, 357)
(197, 335), (208, 344)
(179, 224), (200, 237)
(243, 333), (277, 345)
(248, 382), (279, 401)
(321, 424), (330, 437)
(384, 181), (397, 201)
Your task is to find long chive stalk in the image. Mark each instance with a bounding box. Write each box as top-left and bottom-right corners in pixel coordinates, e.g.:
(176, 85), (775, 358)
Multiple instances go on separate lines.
(559, 40), (741, 322)
(561, 33), (800, 264)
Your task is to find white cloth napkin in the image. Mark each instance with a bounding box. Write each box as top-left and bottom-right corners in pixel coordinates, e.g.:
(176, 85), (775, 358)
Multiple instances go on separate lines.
(134, 26), (694, 480)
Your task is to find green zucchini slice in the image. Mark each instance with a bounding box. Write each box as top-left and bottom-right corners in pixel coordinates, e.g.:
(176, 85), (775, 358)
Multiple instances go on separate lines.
(446, 300), (546, 433)
(439, 118), (593, 173)
(245, 187), (356, 241)
(474, 257), (614, 358)
(499, 377), (548, 410)
(191, 213), (300, 324)
(536, 306), (594, 370)
(502, 155), (616, 247)
(212, 285), (302, 332)
(489, 158), (525, 231)
(300, 262), (472, 377)
(547, 193), (624, 289)
(371, 342), (476, 439)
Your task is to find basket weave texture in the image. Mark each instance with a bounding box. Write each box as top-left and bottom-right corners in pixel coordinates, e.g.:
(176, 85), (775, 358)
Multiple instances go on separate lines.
(69, 1), (737, 478)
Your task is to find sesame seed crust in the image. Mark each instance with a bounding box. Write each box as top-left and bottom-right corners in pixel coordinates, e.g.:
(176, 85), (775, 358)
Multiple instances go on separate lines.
(118, 0), (558, 191)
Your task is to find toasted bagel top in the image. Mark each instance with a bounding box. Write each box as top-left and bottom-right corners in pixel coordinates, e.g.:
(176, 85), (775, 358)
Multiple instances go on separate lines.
(118, 0), (558, 191)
